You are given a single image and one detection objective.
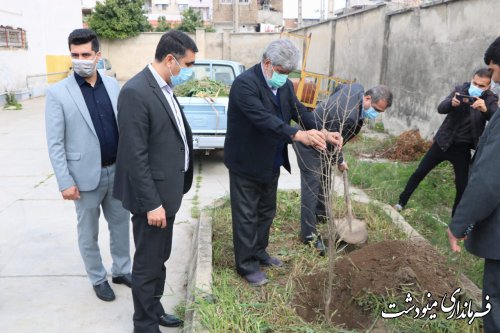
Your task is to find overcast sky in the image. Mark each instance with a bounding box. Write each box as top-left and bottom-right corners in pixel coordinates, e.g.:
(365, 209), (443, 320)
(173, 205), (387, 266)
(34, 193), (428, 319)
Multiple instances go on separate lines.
(283, 0), (347, 19)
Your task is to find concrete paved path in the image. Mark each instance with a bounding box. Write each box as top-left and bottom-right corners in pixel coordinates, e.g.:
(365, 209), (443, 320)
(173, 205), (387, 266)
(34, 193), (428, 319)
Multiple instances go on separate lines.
(0, 97), (197, 333)
(0, 96), (309, 333)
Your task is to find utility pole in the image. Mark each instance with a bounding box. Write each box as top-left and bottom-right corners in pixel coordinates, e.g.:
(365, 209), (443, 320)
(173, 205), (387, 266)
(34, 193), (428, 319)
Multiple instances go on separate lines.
(298, 0), (303, 28)
(233, 0), (239, 33)
(328, 0), (334, 18)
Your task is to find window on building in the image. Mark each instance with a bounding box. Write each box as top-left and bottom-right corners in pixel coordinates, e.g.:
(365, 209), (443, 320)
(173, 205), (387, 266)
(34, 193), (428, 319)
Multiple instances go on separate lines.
(220, 0), (250, 4)
(156, 4), (168, 10)
(179, 4), (188, 11)
(0, 26), (27, 48)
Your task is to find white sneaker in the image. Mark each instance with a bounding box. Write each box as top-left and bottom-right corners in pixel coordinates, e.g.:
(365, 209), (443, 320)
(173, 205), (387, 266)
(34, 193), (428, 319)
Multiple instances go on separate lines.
(394, 204), (403, 212)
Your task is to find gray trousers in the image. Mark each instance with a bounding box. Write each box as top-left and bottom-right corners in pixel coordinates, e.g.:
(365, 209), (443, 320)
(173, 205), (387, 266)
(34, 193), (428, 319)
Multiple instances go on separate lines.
(293, 142), (327, 240)
(74, 164), (131, 285)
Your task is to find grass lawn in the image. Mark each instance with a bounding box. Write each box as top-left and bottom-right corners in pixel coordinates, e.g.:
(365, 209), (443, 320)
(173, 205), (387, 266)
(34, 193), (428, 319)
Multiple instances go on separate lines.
(343, 133), (484, 287)
(189, 189), (482, 332)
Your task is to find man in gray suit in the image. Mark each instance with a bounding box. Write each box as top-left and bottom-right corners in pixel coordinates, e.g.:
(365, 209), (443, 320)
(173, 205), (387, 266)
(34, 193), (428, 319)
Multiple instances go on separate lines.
(45, 29), (131, 302)
(294, 84), (392, 253)
(447, 36), (500, 333)
(114, 30), (195, 332)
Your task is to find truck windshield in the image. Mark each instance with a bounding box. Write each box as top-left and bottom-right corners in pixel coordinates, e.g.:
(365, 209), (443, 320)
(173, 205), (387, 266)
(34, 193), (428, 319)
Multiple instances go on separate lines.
(191, 64), (236, 85)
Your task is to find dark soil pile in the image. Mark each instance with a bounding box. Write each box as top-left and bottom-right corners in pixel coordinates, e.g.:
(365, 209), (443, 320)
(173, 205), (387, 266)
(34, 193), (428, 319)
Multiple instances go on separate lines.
(293, 240), (458, 330)
(380, 129), (432, 162)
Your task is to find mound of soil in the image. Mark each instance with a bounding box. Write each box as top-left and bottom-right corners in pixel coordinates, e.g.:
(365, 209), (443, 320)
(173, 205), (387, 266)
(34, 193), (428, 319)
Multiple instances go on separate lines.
(380, 129), (431, 162)
(293, 240), (458, 330)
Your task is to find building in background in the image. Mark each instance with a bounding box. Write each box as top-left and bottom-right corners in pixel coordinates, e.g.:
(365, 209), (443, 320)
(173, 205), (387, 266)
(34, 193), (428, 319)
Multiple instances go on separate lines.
(283, 0), (334, 29)
(257, 0), (283, 31)
(144, 0), (186, 27)
(0, 0), (82, 103)
(188, 0), (212, 21)
(83, 1), (213, 29)
(82, 0), (100, 17)
(213, 0), (283, 33)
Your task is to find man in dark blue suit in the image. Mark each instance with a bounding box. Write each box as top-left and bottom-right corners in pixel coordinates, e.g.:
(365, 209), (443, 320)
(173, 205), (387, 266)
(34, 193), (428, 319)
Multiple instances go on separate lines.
(447, 36), (500, 333)
(224, 39), (342, 286)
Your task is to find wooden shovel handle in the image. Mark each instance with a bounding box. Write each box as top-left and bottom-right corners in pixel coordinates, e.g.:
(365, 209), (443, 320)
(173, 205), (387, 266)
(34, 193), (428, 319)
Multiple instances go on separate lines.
(343, 170), (353, 231)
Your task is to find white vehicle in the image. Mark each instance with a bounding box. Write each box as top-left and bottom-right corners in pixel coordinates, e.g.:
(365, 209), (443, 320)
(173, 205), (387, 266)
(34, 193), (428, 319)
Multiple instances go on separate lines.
(177, 59), (245, 150)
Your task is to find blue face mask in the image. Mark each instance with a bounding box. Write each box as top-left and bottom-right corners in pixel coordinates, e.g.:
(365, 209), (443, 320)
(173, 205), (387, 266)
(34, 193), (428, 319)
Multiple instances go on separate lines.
(169, 57), (193, 87)
(363, 106), (379, 120)
(268, 68), (288, 89)
(468, 83), (484, 97)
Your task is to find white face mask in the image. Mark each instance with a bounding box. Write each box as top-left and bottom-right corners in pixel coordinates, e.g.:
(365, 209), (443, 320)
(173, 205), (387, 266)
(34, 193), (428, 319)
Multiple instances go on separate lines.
(72, 56), (97, 77)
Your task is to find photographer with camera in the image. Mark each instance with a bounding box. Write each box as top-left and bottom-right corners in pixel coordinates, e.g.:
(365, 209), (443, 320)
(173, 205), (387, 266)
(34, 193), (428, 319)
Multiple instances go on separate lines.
(395, 68), (498, 216)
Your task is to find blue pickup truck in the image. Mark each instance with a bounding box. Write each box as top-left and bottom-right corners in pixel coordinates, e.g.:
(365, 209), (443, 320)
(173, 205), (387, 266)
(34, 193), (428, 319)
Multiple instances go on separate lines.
(177, 59), (245, 150)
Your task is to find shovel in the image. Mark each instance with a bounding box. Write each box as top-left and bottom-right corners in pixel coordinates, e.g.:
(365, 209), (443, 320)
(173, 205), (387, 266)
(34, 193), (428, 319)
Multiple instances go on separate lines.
(336, 170), (368, 244)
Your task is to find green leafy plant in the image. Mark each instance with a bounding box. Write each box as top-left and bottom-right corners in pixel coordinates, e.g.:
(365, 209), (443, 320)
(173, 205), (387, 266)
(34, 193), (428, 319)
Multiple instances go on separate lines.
(88, 0), (152, 39)
(175, 8), (204, 33)
(155, 16), (170, 32)
(4, 92), (22, 110)
(174, 79), (230, 97)
(205, 25), (216, 33)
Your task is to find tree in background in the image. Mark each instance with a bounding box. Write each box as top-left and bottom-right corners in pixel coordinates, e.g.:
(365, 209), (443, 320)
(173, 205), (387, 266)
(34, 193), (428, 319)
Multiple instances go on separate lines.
(155, 16), (170, 32)
(88, 0), (151, 39)
(176, 8), (204, 33)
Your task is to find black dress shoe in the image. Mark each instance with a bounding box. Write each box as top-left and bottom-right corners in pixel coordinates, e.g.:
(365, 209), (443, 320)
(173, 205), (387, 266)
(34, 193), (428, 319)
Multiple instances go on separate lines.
(315, 237), (326, 256)
(159, 313), (183, 327)
(303, 235), (326, 256)
(112, 273), (132, 288)
(93, 281), (115, 302)
(316, 214), (328, 224)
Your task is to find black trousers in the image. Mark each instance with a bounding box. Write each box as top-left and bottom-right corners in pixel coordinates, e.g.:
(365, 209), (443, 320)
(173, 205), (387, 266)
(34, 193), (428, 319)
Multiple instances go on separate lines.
(229, 171), (279, 276)
(483, 259), (500, 333)
(399, 142), (471, 216)
(131, 211), (175, 333)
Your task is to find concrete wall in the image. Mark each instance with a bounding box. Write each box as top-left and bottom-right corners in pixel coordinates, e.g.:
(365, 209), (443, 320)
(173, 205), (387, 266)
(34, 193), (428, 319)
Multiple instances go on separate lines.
(258, 9), (283, 26)
(295, 20), (336, 76)
(100, 32), (168, 81)
(288, 6), (386, 82)
(226, 32), (280, 68)
(99, 0), (500, 139)
(0, 0), (82, 97)
(383, 0), (500, 138)
(203, 31), (224, 60)
(213, 1), (258, 25)
(100, 31), (280, 80)
(291, 0), (500, 139)
(332, 6), (386, 89)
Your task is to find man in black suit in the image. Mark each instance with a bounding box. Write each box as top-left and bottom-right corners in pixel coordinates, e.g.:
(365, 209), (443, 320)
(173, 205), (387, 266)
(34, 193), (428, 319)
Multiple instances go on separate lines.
(224, 39), (342, 286)
(114, 30), (196, 333)
(447, 36), (500, 333)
